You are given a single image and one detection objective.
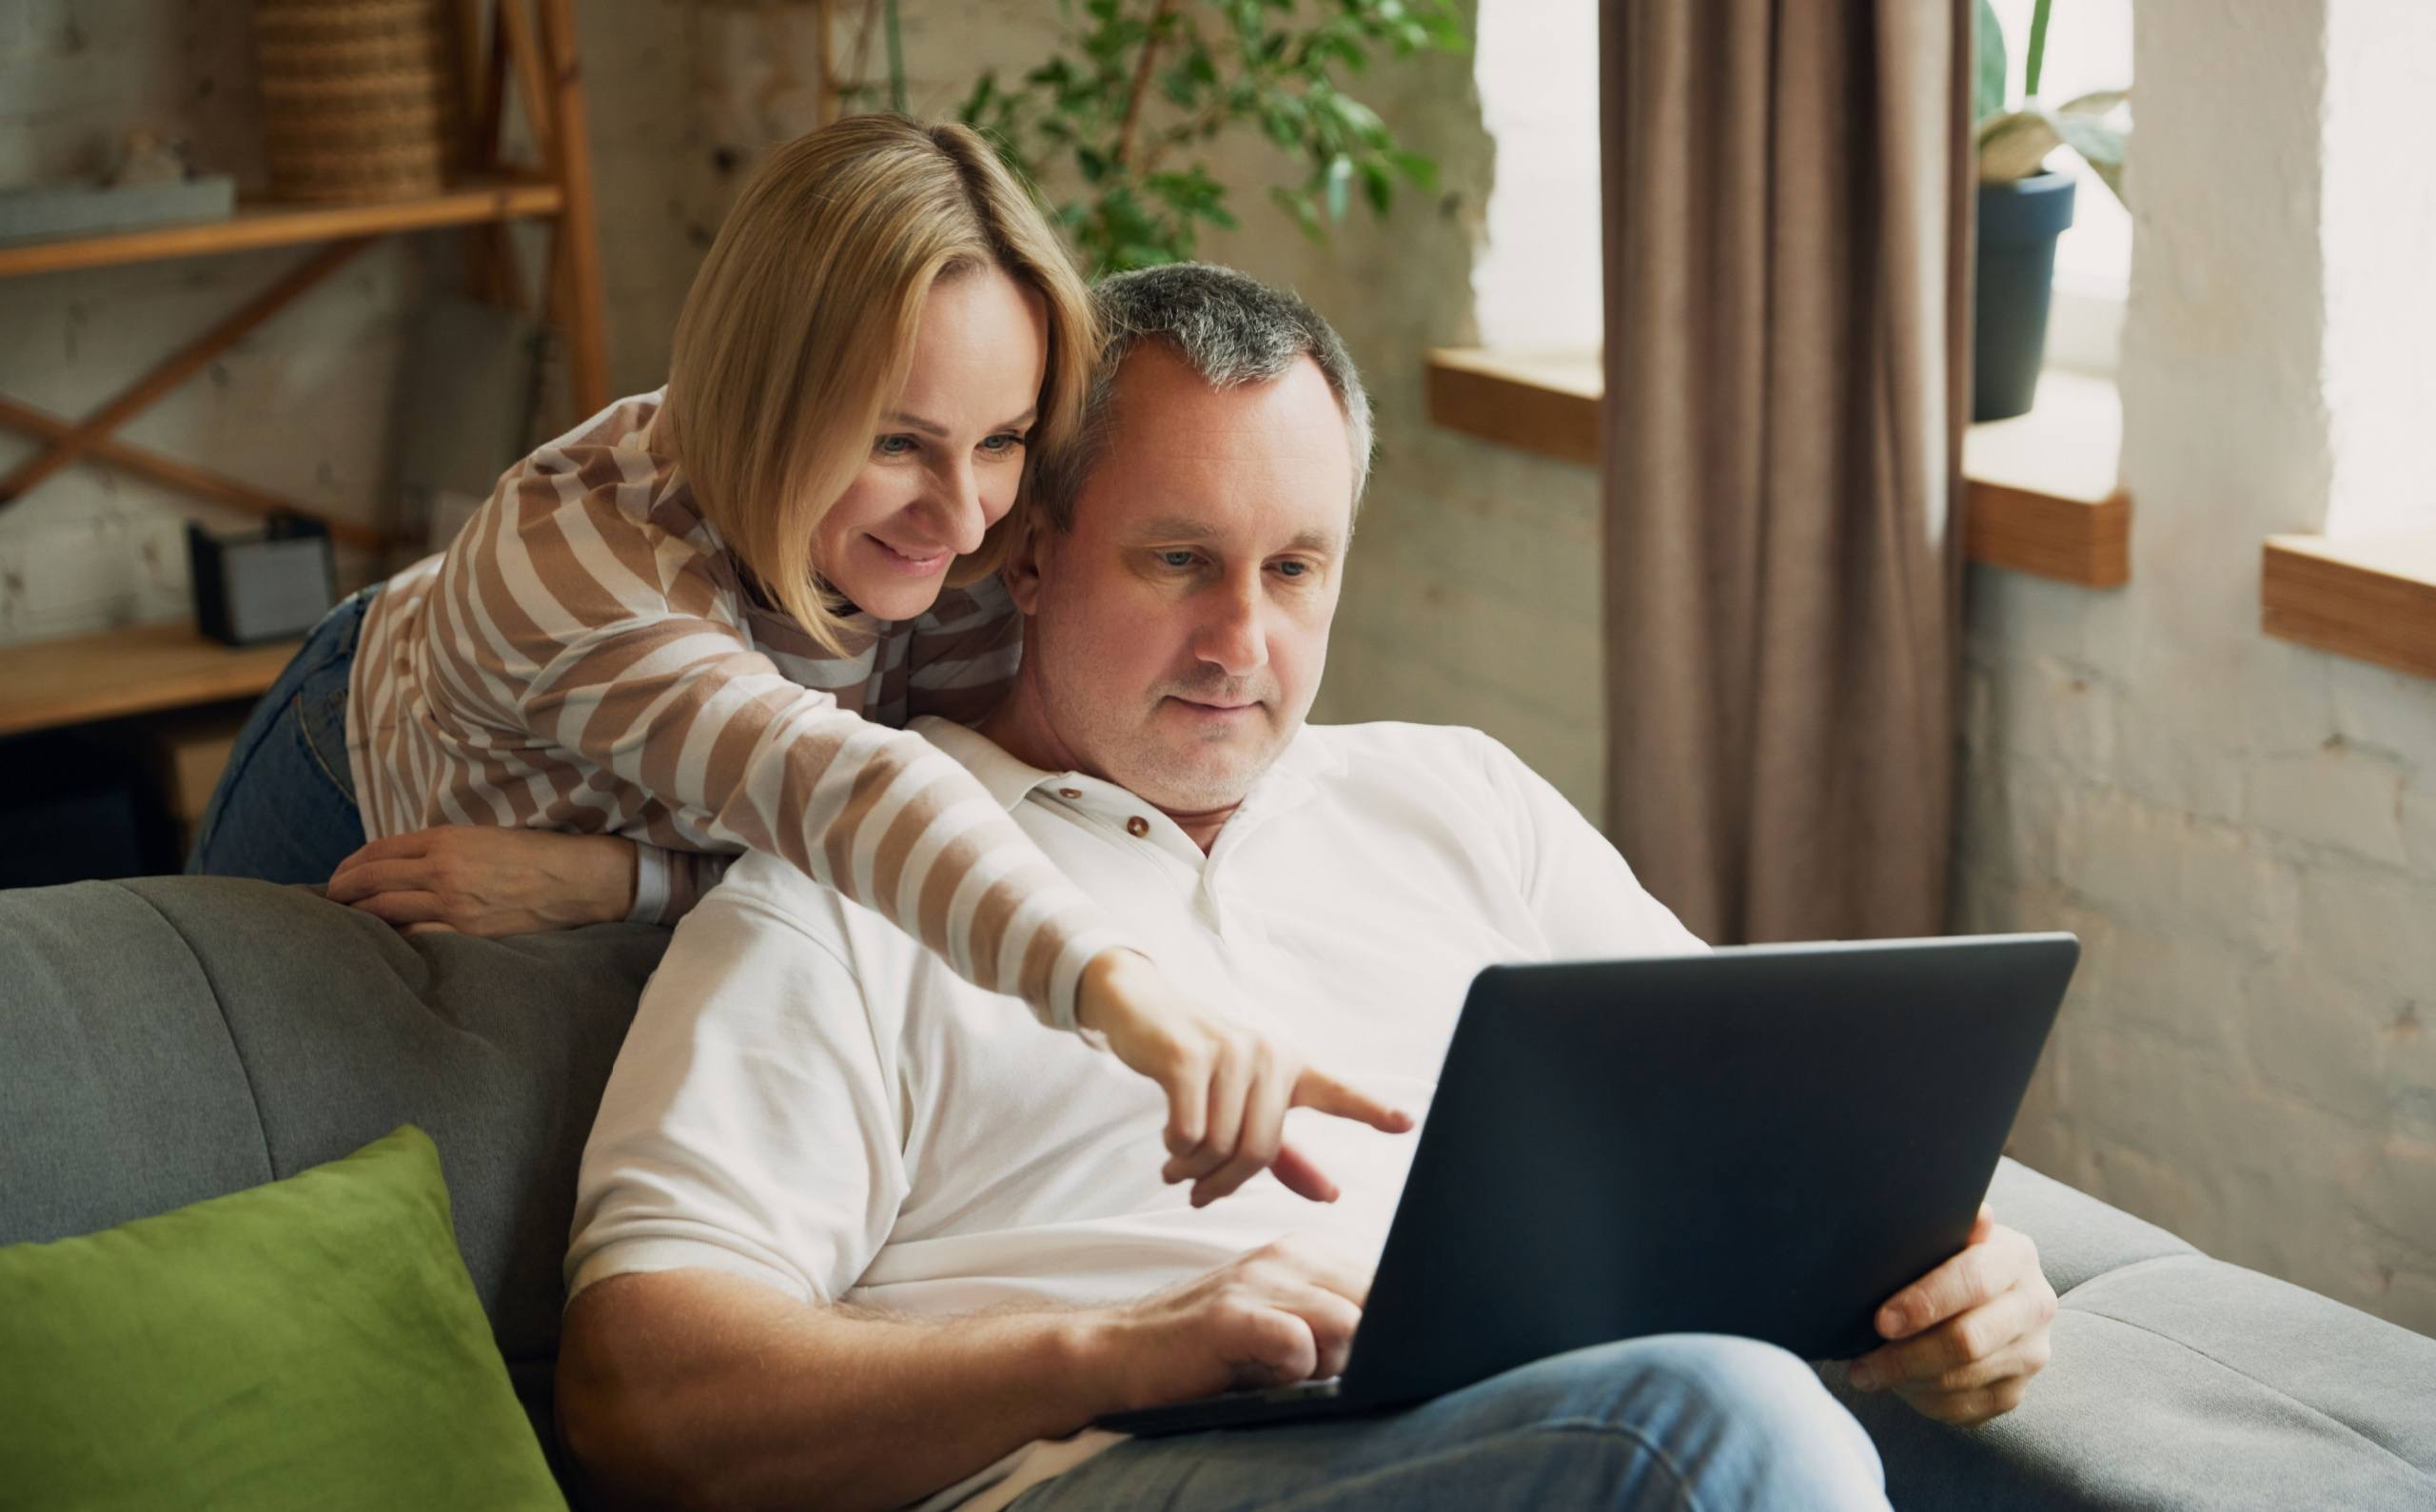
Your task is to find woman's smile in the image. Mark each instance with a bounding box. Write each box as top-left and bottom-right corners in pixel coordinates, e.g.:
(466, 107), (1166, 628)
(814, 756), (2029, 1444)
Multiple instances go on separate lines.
(868, 535), (953, 576)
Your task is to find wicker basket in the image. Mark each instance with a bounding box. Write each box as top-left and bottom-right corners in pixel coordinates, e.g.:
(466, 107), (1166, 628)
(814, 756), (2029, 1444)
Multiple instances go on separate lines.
(253, 0), (460, 203)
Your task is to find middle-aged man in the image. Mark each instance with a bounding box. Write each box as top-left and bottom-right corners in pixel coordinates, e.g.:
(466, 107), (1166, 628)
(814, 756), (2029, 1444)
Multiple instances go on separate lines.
(556, 264), (2056, 1512)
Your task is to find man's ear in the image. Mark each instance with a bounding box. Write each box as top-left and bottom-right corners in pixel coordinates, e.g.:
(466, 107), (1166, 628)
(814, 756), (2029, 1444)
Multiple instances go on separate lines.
(1002, 514), (1051, 615)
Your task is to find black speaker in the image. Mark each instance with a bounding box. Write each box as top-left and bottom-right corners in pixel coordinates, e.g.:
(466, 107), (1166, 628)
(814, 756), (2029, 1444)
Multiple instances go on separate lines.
(187, 513), (335, 647)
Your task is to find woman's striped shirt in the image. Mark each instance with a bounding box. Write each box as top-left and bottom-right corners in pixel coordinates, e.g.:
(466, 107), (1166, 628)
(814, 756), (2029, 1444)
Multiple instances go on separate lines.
(344, 389), (1127, 1031)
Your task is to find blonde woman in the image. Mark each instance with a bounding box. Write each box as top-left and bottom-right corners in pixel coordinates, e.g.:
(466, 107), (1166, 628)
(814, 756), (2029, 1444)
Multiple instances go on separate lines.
(188, 115), (1405, 1207)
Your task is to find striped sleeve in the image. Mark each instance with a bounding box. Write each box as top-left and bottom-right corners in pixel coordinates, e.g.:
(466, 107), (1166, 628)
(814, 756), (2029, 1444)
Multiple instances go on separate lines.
(906, 577), (1028, 727)
(621, 844), (734, 926)
(435, 454), (1129, 1031)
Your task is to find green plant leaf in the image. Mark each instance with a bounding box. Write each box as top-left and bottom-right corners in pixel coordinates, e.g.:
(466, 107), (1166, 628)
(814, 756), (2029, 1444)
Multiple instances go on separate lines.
(1976, 110), (2059, 181)
(883, 0), (907, 114)
(1385, 146), (1438, 192)
(958, 69), (999, 125)
(1317, 89), (1389, 147)
(2024, 0), (2053, 100)
(1974, 0), (2008, 125)
(2055, 88), (2130, 119)
(1270, 184), (1326, 244)
(952, 0), (1465, 268)
(1419, 9), (1468, 51)
(1259, 93), (1306, 147)
(1360, 157), (1393, 214)
(2049, 115), (2130, 206)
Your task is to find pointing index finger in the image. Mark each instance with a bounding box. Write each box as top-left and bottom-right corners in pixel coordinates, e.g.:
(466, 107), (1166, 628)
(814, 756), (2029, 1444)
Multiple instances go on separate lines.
(1290, 1070), (1414, 1135)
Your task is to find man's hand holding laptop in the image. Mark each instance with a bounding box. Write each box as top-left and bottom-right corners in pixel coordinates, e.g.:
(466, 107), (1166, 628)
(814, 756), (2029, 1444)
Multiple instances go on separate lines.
(1090, 1236), (1373, 1412)
(1083, 1204), (2055, 1430)
(1846, 1201), (2059, 1424)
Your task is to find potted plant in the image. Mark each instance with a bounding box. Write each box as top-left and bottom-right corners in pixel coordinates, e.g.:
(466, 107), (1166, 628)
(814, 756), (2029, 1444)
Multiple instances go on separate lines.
(1972, 0), (2130, 421)
(948, 0), (1467, 275)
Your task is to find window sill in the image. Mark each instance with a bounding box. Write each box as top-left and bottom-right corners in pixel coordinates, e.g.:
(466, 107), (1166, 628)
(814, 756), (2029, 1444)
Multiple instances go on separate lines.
(2262, 532), (2436, 680)
(1960, 369), (2131, 588)
(1423, 349), (1601, 467)
(1420, 351), (2131, 587)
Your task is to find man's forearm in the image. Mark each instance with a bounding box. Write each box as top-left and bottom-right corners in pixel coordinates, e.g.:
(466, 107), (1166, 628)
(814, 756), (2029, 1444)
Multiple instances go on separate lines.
(559, 1268), (1120, 1512)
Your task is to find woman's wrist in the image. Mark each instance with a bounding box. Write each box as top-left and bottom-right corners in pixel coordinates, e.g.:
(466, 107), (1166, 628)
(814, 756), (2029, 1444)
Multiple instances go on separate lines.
(1073, 948), (1152, 1034)
(590, 835), (640, 926)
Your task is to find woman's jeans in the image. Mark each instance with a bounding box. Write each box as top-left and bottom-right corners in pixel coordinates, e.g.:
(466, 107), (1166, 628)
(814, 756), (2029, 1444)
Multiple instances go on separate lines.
(186, 585), (378, 885)
(1011, 1335), (1890, 1512)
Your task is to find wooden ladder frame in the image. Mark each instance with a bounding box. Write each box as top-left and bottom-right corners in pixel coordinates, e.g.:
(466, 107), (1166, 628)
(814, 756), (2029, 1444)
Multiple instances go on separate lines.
(0, 0), (607, 552)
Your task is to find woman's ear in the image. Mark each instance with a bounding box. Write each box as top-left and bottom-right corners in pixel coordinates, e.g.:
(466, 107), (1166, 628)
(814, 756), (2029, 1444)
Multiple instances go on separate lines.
(1001, 518), (1050, 614)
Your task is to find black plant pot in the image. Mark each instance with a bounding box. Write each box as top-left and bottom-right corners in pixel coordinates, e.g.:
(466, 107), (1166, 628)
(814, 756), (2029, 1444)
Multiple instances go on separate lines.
(1972, 173), (2077, 422)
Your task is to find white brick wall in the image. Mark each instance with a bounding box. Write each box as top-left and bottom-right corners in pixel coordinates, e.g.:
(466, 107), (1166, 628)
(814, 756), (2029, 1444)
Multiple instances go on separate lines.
(1964, 0), (2436, 1335)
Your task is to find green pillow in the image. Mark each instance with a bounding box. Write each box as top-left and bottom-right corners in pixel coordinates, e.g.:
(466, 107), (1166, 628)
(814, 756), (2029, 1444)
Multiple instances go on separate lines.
(0, 1126), (565, 1511)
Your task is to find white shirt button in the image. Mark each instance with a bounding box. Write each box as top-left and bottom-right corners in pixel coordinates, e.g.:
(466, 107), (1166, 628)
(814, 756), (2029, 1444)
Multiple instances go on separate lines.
(1126, 815), (1151, 838)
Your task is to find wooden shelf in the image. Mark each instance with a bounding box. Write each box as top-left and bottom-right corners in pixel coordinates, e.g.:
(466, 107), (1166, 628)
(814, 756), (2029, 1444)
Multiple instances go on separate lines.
(0, 178), (565, 279)
(1424, 349), (1601, 467)
(0, 621), (300, 739)
(1420, 351), (2132, 587)
(2263, 531), (2436, 680)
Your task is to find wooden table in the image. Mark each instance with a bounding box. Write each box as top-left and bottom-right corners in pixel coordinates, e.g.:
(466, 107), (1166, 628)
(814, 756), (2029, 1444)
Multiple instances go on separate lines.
(0, 621), (299, 740)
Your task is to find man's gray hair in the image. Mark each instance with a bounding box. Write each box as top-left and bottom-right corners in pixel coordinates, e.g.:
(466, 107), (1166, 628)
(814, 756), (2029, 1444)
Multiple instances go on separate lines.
(1028, 263), (1374, 531)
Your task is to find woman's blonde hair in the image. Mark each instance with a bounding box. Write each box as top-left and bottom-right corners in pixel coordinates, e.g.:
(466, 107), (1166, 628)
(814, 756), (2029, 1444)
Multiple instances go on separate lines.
(661, 115), (1094, 653)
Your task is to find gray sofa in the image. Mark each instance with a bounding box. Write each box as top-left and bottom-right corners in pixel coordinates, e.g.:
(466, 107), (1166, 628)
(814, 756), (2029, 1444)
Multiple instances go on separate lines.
(4, 875), (2433, 1509)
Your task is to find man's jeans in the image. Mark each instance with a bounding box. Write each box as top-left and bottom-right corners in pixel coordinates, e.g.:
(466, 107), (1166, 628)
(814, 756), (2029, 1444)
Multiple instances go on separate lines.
(1011, 1335), (1889, 1511)
(186, 585), (377, 883)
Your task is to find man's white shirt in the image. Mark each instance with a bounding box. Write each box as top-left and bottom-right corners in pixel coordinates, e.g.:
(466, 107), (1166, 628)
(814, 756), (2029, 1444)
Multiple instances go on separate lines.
(566, 717), (1703, 1505)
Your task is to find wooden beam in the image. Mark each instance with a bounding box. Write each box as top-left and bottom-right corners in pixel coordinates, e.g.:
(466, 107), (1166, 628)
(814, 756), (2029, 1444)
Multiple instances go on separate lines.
(0, 239), (371, 503)
(453, 0), (490, 167)
(0, 396), (385, 551)
(498, 0), (559, 164)
(540, 0), (611, 417)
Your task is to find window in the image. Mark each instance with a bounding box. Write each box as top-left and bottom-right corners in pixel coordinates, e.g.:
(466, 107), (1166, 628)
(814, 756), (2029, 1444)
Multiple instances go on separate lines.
(1470, 3), (2132, 370)
(1469, 0), (1602, 353)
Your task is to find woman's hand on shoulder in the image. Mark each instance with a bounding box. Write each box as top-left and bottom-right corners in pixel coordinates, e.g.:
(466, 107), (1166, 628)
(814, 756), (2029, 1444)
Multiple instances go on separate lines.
(1076, 950), (1417, 1208)
(324, 826), (639, 936)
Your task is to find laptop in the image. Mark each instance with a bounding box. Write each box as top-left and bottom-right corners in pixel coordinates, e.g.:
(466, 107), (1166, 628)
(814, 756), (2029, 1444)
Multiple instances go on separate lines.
(1092, 932), (2079, 1437)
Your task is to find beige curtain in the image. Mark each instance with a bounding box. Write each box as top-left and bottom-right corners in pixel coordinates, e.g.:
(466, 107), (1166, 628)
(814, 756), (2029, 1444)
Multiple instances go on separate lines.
(1599, 0), (1974, 945)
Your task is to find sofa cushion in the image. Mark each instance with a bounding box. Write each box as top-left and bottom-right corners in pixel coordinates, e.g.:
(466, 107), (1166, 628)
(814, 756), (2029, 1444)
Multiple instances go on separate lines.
(1982, 1154), (2198, 1292)
(0, 878), (275, 1240)
(0, 876), (665, 1457)
(1819, 1159), (2436, 1509)
(0, 1126), (566, 1512)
